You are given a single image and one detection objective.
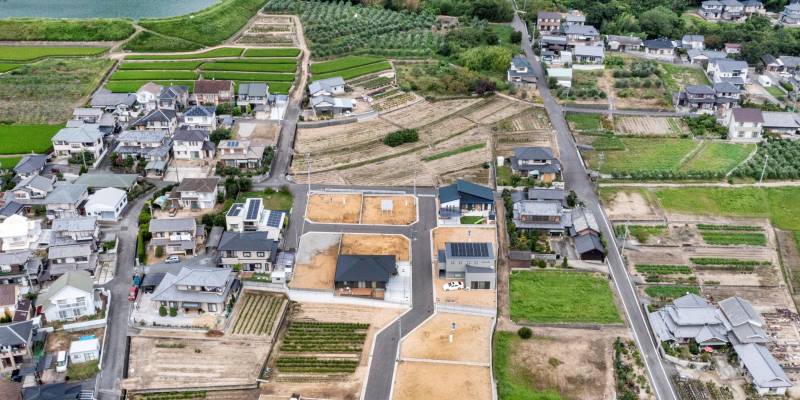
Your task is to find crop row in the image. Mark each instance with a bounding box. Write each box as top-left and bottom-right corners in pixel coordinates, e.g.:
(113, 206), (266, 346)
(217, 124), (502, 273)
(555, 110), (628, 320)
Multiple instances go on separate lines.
(689, 258), (770, 266)
(232, 293), (284, 335)
(635, 264), (692, 275)
(290, 321), (369, 329)
(700, 232), (766, 246)
(695, 224), (763, 232)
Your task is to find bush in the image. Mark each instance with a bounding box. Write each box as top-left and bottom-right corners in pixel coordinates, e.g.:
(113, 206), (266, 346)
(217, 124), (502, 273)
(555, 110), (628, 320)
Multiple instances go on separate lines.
(169, 307), (178, 317)
(517, 327), (533, 339)
(159, 306), (167, 317)
(155, 246), (164, 258)
(383, 129), (419, 147)
(510, 31), (522, 44)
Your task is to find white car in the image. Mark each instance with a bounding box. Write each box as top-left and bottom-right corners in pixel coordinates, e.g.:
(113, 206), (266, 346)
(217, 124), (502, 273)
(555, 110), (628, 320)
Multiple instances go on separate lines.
(442, 281), (464, 291)
(56, 351), (68, 373)
(165, 255), (181, 264)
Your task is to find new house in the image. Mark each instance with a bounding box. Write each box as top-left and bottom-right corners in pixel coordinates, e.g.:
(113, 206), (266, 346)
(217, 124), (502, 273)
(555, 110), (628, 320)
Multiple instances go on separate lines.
(438, 180), (494, 223)
(700, 0), (746, 21)
(509, 147), (561, 182)
(38, 270), (95, 322)
(536, 11), (561, 33)
(130, 109), (178, 135)
(48, 243), (96, 277)
(0, 215), (41, 252)
(308, 77), (346, 97)
(605, 35), (642, 52)
(310, 96), (354, 116)
(13, 155), (48, 180)
(168, 177), (220, 210)
(237, 82), (270, 108)
(218, 231), (278, 272)
(0, 320), (33, 371)
(151, 267), (237, 315)
(438, 242), (496, 290)
(194, 80), (234, 105)
(148, 217), (204, 255)
(507, 55), (538, 84)
(172, 129), (216, 160)
(183, 105), (217, 131)
(51, 124), (105, 165)
(707, 58), (748, 88)
(136, 82), (163, 112)
(83, 187), (128, 222)
(225, 198), (285, 240)
(334, 254), (396, 299)
(158, 86), (189, 111)
(217, 140), (266, 169)
(727, 107), (764, 142)
(643, 38), (676, 58)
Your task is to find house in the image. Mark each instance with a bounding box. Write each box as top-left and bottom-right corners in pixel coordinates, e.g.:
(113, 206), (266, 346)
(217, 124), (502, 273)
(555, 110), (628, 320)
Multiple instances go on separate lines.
(570, 206), (600, 236)
(779, 55), (800, 76)
(237, 82), (269, 108)
(546, 67), (572, 88)
(308, 77), (346, 97)
(83, 187), (127, 222)
(168, 177), (220, 210)
(727, 108), (764, 142)
(71, 107), (103, 124)
(0, 215), (41, 252)
(114, 130), (172, 177)
(719, 296), (769, 344)
(172, 129), (216, 160)
(51, 124), (105, 164)
(438, 180), (494, 223)
(151, 267), (237, 315)
(194, 80), (235, 105)
(12, 155), (48, 179)
(563, 25), (600, 48)
(0, 320), (33, 371)
(536, 11), (562, 33)
(183, 105), (217, 131)
(564, 11), (585, 27)
(225, 198), (285, 240)
(720, 0), (745, 20)
(69, 337), (100, 364)
(742, 0), (765, 16)
(438, 242), (495, 290)
(334, 255), (396, 298)
(681, 35), (705, 50)
(648, 293), (731, 346)
(539, 35), (568, 61)
(157, 86), (189, 111)
(527, 187), (566, 206)
(218, 231), (278, 272)
(605, 35), (643, 52)
(148, 217), (204, 255)
(136, 82), (163, 112)
(11, 175), (54, 201)
(687, 49), (727, 64)
(714, 82), (742, 109)
(217, 140), (266, 169)
(43, 183), (88, 218)
(734, 343), (793, 395)
(761, 54), (781, 72)
(781, 2), (800, 25)
(507, 55), (538, 84)
(573, 45), (604, 64)
(89, 92), (138, 122)
(130, 109), (178, 135)
(675, 83), (741, 114)
(762, 112), (800, 135)
(574, 233), (605, 261)
(51, 216), (99, 244)
(512, 200), (568, 234)
(509, 147), (561, 182)
(724, 43), (742, 54)
(0, 284), (17, 317)
(707, 58), (749, 88)
(700, 1), (726, 20)
(38, 270), (96, 321)
(643, 38), (675, 58)
(47, 243), (96, 277)
(310, 96), (354, 116)
(74, 173), (138, 191)
(0, 251), (36, 285)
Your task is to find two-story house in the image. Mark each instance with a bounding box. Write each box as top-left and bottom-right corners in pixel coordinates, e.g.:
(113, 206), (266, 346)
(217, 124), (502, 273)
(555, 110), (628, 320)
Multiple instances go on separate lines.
(512, 199), (569, 234)
(507, 55), (538, 84)
(218, 231), (278, 272)
(743, 0), (765, 16)
(51, 124), (105, 166)
(0, 251), (38, 286)
(0, 319), (33, 371)
(130, 109), (178, 135)
(84, 187), (128, 222)
(11, 175), (54, 201)
(308, 77), (346, 97)
(43, 183), (88, 218)
(438, 180), (495, 224)
(675, 84), (718, 114)
(51, 216), (99, 245)
(0, 215), (41, 252)
(782, 2), (800, 25)
(13, 154), (48, 180)
(149, 217), (204, 255)
(136, 82), (163, 112)
(48, 243), (96, 277)
(727, 108), (764, 142)
(38, 270), (95, 322)
(225, 198), (285, 240)
(563, 24), (600, 49)
(536, 11), (561, 33)
(681, 35), (705, 50)
(438, 242), (496, 290)
(217, 140), (266, 169)
(172, 129), (215, 160)
(168, 177), (220, 210)
(114, 130), (173, 177)
(194, 80), (234, 105)
(573, 45), (604, 64)
(151, 267), (237, 315)
(90, 92), (138, 123)
(564, 11), (585, 27)
(237, 82), (270, 109)
(183, 105), (217, 131)
(707, 58), (749, 88)
(157, 86), (189, 111)
(509, 147), (561, 183)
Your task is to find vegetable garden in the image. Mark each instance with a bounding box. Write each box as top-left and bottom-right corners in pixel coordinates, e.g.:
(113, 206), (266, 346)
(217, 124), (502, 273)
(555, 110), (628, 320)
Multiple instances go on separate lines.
(275, 321), (369, 375)
(230, 292), (285, 336)
(310, 55), (393, 80)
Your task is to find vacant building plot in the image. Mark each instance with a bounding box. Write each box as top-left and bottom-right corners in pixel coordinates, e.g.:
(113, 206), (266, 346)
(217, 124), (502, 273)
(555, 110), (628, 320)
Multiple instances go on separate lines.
(600, 188), (664, 221)
(340, 234), (409, 262)
(432, 226), (497, 308)
(306, 193), (363, 224)
(237, 122), (280, 144)
(400, 313), (493, 364)
(392, 362), (492, 400)
(229, 291), (287, 337)
(289, 233), (341, 290)
(361, 195), (417, 225)
(125, 335), (269, 391)
(615, 116), (686, 136)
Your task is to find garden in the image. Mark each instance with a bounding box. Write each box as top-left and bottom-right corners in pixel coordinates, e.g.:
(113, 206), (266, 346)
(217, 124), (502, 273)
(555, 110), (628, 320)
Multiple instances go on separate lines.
(275, 321), (369, 375)
(230, 292), (285, 337)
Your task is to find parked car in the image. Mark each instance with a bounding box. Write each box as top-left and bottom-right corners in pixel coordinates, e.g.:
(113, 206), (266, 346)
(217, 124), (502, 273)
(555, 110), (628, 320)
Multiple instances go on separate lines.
(165, 255), (181, 264)
(56, 351), (68, 373)
(128, 286), (138, 301)
(442, 281), (464, 291)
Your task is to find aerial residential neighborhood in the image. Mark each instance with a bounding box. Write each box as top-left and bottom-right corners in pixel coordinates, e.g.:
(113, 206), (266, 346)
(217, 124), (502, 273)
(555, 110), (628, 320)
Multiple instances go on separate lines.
(5, 0), (800, 400)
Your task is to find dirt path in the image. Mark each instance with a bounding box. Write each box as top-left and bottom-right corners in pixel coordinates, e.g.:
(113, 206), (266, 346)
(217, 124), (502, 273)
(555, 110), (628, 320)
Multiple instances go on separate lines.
(290, 14), (310, 101)
(495, 193), (512, 329)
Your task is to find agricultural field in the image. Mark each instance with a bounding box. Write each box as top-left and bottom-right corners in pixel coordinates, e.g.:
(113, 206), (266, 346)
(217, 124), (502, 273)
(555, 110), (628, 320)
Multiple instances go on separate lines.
(679, 142), (755, 174)
(605, 57), (708, 110)
(732, 138), (800, 181)
(0, 124), (62, 154)
(125, 48), (244, 60)
(235, 15), (297, 46)
(509, 270), (621, 324)
(0, 18), (135, 41)
(311, 56), (392, 81)
(275, 321), (367, 374)
(122, 31), (203, 53)
(0, 156), (22, 170)
(566, 112), (608, 134)
(0, 45), (108, 61)
(615, 116), (686, 136)
(0, 64), (22, 73)
(229, 292), (286, 337)
(244, 48), (301, 57)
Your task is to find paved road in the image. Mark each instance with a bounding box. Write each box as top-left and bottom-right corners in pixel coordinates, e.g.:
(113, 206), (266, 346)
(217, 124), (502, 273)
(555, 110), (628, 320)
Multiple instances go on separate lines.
(512, 13), (678, 400)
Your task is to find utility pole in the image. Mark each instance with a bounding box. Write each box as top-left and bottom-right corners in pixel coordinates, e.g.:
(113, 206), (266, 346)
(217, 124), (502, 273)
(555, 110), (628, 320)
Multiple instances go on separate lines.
(306, 152), (311, 193)
(759, 154), (769, 184)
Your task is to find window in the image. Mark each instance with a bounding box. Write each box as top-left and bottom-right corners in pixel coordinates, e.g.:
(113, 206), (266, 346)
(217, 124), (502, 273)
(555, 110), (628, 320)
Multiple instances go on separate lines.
(208, 303), (217, 312)
(243, 252), (251, 257)
(256, 252), (265, 257)
(470, 281), (491, 290)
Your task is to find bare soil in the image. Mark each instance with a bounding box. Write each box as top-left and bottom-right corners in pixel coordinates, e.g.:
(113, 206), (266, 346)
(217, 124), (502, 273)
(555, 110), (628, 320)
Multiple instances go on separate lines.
(400, 312), (493, 364)
(615, 116), (687, 136)
(340, 234), (410, 262)
(603, 190), (663, 221)
(360, 195), (417, 225)
(392, 362), (492, 400)
(46, 328), (105, 353)
(306, 193), (363, 224)
(289, 233), (341, 290)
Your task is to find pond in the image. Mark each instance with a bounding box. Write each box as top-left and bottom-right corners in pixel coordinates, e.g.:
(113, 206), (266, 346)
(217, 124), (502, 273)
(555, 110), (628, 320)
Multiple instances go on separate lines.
(0, 0), (219, 19)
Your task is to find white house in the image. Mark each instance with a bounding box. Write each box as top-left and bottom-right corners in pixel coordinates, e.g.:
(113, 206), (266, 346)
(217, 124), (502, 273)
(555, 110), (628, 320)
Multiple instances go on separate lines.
(225, 198), (285, 240)
(172, 129), (215, 160)
(51, 124), (106, 166)
(84, 187), (128, 222)
(308, 77), (346, 97)
(69, 338), (100, 364)
(707, 58), (749, 88)
(681, 35), (705, 50)
(168, 178), (219, 210)
(183, 105), (217, 131)
(0, 215), (41, 252)
(546, 68), (573, 88)
(136, 82), (163, 112)
(39, 270), (96, 322)
(727, 108), (764, 142)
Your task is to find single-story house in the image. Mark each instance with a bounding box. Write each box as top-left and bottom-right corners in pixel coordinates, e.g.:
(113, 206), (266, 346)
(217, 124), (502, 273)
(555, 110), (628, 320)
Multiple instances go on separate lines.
(643, 38), (675, 58)
(605, 35), (642, 52)
(13, 155), (48, 179)
(438, 179), (494, 222)
(310, 96), (354, 116)
(334, 254), (396, 299)
(69, 337), (100, 364)
(574, 233), (605, 262)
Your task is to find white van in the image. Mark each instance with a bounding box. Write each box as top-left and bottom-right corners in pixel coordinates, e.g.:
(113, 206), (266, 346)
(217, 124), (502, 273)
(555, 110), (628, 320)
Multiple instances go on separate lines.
(56, 351), (68, 373)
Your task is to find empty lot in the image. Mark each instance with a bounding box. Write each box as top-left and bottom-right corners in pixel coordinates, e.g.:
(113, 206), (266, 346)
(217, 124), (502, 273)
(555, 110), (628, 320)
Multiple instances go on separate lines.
(392, 362), (492, 400)
(306, 193), (362, 224)
(305, 192), (417, 225)
(400, 312), (493, 364)
(340, 233), (410, 262)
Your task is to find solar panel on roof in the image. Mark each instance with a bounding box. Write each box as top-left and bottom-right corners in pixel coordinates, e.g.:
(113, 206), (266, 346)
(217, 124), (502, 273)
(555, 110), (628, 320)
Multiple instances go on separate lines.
(227, 204), (242, 217)
(246, 199), (261, 220)
(266, 211), (282, 227)
(449, 242), (489, 257)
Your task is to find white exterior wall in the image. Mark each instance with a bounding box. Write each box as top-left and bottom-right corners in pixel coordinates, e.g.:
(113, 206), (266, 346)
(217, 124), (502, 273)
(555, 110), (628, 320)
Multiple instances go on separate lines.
(43, 286), (96, 322)
(173, 140), (206, 160)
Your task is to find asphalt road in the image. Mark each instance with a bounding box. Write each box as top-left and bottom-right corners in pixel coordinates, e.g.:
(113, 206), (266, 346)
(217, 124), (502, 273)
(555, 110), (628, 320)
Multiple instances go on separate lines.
(512, 14), (678, 400)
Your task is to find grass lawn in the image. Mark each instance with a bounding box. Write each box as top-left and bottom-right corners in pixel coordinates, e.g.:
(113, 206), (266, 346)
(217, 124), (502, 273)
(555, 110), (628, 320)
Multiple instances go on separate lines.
(679, 142), (754, 174)
(121, 31), (203, 53)
(0, 46), (108, 61)
(233, 190), (293, 211)
(67, 360), (99, 381)
(460, 216), (484, 224)
(243, 48), (301, 58)
(496, 165), (513, 186)
(118, 61), (203, 70)
(0, 156), (21, 170)
(510, 271), (621, 324)
(589, 138), (698, 174)
(125, 48), (243, 60)
(0, 124), (62, 154)
(201, 71), (295, 82)
(105, 80), (195, 93)
(314, 61), (392, 81)
(109, 70), (198, 81)
(566, 113), (603, 133)
(201, 62), (297, 73)
(766, 85), (786, 98)
(310, 55), (385, 74)
(0, 19), (134, 41)
(660, 64), (709, 94)
(493, 332), (562, 400)
(0, 64), (22, 73)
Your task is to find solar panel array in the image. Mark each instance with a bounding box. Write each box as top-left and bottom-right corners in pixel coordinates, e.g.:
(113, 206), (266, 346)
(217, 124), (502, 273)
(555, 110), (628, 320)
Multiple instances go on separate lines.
(448, 242), (490, 258)
(266, 210), (283, 228)
(227, 203), (242, 217)
(246, 198), (262, 220)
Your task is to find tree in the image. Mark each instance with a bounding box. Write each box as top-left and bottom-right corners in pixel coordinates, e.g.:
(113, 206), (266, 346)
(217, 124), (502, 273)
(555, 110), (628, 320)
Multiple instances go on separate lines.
(639, 6), (681, 39)
(510, 30), (522, 44)
(458, 46), (513, 73)
(517, 327), (533, 339)
(468, 0), (513, 22)
(155, 246), (164, 258)
(561, 256), (569, 268)
(210, 127), (232, 145)
(159, 306), (167, 317)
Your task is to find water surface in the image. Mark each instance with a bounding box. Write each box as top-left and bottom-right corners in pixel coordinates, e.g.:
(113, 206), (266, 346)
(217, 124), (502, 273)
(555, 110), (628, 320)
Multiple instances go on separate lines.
(0, 0), (219, 19)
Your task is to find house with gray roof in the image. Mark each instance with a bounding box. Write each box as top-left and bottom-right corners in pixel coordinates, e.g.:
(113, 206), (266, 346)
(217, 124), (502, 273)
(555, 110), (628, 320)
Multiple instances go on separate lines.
(509, 147), (561, 182)
(648, 293), (732, 346)
(527, 188), (566, 206)
(130, 109), (178, 135)
(681, 35), (705, 50)
(51, 124), (105, 166)
(707, 58), (748, 88)
(74, 172), (138, 191)
(605, 35), (642, 52)
(687, 49), (727, 64)
(237, 82), (269, 107)
(512, 199), (569, 233)
(310, 96), (354, 116)
(574, 233), (605, 261)
(43, 183), (88, 218)
(572, 45), (604, 64)
(151, 267), (237, 316)
(334, 255), (396, 299)
(438, 242), (495, 290)
(172, 129), (215, 161)
(38, 270), (95, 322)
(90, 91), (138, 122)
(507, 55), (537, 84)
(563, 24), (600, 48)
(183, 105), (217, 131)
(438, 180), (494, 224)
(168, 177), (220, 210)
(115, 130), (172, 177)
(0, 319), (34, 371)
(643, 38), (676, 58)
(0, 251), (39, 286)
(308, 77), (345, 97)
(727, 107), (764, 142)
(51, 216), (99, 244)
(148, 217), (204, 255)
(762, 111), (800, 135)
(734, 343), (793, 395)
(12, 175), (54, 202)
(47, 243), (97, 277)
(157, 86), (189, 111)
(217, 140), (267, 170)
(781, 2), (800, 25)
(720, 296), (769, 344)
(218, 231), (278, 272)
(536, 11), (562, 32)
(13, 155), (48, 179)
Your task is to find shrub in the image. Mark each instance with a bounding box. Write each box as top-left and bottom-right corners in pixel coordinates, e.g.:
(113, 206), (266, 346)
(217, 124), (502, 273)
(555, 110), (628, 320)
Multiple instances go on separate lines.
(159, 306), (167, 317)
(510, 31), (522, 44)
(383, 129), (419, 147)
(517, 327), (532, 339)
(155, 246), (164, 258)
(169, 307), (178, 317)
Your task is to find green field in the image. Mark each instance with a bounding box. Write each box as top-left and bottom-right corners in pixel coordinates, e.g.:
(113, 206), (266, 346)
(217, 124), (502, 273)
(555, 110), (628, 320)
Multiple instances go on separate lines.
(644, 285), (700, 300)
(0, 124), (62, 154)
(110, 70), (198, 81)
(0, 156), (22, 170)
(635, 264), (693, 275)
(119, 61), (203, 70)
(590, 138), (697, 174)
(680, 142), (754, 173)
(214, 57), (298, 64)
(243, 48), (301, 58)
(566, 113), (603, 133)
(201, 62), (296, 72)
(493, 332), (562, 400)
(202, 71), (295, 82)
(125, 48), (243, 60)
(0, 64), (21, 73)
(310, 55), (385, 74)
(700, 231), (766, 246)
(510, 271), (621, 324)
(313, 60), (392, 81)
(0, 46), (108, 61)
(0, 19), (134, 41)
(105, 80), (195, 93)
(122, 31), (203, 53)
(591, 135), (625, 151)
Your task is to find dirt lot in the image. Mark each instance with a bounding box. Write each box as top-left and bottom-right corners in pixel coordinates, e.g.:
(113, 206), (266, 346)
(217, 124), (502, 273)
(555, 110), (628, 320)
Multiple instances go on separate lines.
(125, 335), (269, 391)
(46, 328), (105, 353)
(392, 362), (492, 400)
(360, 195), (417, 225)
(289, 233), (341, 290)
(340, 233), (410, 262)
(615, 116), (686, 136)
(432, 227), (497, 308)
(306, 193), (362, 224)
(237, 122), (280, 145)
(400, 312), (493, 364)
(602, 189), (664, 221)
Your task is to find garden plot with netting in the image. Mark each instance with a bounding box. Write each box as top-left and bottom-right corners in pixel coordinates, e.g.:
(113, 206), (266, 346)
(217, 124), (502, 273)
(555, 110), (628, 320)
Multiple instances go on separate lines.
(275, 321), (369, 376)
(229, 291), (287, 337)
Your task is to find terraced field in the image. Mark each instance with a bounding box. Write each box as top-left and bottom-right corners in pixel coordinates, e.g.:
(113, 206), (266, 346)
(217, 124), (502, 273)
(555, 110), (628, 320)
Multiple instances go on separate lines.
(310, 55), (392, 80)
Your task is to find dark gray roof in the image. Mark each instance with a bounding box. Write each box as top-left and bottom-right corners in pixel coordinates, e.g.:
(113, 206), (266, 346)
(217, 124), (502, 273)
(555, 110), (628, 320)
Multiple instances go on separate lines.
(575, 233), (604, 254)
(527, 188), (566, 202)
(173, 129), (209, 142)
(445, 242), (493, 258)
(514, 146), (554, 160)
(141, 272), (166, 288)
(335, 255), (396, 283)
(90, 92), (136, 108)
(23, 381), (91, 400)
(644, 38), (674, 49)
(238, 82), (269, 97)
(564, 24), (598, 36)
(714, 82), (740, 93)
(438, 180), (494, 203)
(712, 59), (748, 73)
(0, 319), (32, 346)
(14, 155), (48, 175)
(537, 11), (561, 20)
(132, 109), (177, 126)
(149, 217), (196, 232)
(685, 84), (715, 95)
(159, 86), (188, 100)
(762, 54), (778, 65)
(218, 231), (277, 252)
(605, 35), (642, 46)
(732, 108), (764, 124)
(184, 105), (216, 117)
(174, 177), (219, 193)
